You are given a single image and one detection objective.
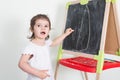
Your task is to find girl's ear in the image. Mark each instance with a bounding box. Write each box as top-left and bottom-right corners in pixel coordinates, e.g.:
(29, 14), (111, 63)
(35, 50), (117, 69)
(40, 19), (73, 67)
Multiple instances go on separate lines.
(30, 27), (33, 32)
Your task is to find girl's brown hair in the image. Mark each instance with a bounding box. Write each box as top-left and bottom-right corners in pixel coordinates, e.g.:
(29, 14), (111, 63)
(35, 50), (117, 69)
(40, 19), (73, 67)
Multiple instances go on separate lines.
(28, 14), (51, 40)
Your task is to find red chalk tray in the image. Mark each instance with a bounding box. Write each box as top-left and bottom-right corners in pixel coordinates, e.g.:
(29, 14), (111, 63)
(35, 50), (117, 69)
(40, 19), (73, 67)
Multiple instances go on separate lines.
(59, 56), (120, 73)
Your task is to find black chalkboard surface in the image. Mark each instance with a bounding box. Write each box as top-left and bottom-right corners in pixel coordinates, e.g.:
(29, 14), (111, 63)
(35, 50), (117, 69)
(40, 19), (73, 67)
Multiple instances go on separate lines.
(63, 0), (106, 55)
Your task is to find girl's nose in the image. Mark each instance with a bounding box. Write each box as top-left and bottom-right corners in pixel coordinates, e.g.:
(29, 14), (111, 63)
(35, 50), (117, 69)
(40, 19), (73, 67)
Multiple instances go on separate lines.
(41, 26), (45, 29)
(41, 26), (45, 30)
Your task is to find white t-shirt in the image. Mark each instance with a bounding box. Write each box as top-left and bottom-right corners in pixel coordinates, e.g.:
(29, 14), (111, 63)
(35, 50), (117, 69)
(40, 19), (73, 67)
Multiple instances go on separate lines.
(21, 39), (54, 80)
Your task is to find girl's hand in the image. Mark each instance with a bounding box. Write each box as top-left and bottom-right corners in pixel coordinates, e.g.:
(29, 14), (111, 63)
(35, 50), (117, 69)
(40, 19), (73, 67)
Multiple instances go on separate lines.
(65, 28), (74, 36)
(38, 70), (50, 79)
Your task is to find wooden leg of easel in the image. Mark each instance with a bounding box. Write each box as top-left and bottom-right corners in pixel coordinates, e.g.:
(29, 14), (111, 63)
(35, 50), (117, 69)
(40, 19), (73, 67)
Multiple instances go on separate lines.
(54, 62), (60, 80)
(96, 73), (100, 80)
(84, 72), (88, 80)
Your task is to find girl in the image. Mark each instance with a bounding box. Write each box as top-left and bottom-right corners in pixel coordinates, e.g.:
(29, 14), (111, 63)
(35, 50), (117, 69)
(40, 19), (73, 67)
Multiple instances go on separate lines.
(18, 14), (74, 80)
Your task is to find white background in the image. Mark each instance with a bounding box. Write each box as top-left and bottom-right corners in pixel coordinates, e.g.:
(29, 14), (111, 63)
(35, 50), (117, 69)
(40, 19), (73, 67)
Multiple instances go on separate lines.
(0, 0), (120, 80)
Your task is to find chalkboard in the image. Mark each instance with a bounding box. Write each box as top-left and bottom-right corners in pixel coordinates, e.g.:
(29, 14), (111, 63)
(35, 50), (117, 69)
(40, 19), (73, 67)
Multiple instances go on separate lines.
(63, 0), (106, 55)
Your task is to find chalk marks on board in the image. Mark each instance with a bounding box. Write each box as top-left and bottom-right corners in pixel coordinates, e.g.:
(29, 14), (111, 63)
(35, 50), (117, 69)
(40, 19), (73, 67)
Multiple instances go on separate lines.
(63, 0), (106, 55)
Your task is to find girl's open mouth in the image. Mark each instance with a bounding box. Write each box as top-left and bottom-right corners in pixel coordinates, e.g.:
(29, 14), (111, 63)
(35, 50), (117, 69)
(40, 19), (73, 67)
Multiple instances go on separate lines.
(40, 31), (46, 35)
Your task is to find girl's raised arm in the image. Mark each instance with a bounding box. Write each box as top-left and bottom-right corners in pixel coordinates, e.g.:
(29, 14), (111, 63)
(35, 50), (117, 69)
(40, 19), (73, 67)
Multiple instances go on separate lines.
(50, 28), (74, 47)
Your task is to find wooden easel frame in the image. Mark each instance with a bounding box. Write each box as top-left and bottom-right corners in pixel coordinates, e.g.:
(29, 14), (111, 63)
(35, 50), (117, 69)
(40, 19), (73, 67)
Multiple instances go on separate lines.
(54, 0), (120, 80)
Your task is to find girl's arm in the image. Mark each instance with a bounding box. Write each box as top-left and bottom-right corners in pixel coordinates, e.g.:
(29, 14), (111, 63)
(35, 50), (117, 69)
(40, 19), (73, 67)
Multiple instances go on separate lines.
(18, 55), (50, 79)
(50, 28), (74, 47)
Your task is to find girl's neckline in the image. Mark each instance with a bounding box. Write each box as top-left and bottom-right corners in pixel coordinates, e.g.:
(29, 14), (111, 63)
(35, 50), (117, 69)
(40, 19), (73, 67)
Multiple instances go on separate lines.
(30, 41), (46, 47)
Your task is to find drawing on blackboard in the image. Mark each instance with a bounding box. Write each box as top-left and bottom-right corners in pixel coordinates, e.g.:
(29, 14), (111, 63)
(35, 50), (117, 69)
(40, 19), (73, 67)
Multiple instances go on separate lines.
(63, 0), (106, 55)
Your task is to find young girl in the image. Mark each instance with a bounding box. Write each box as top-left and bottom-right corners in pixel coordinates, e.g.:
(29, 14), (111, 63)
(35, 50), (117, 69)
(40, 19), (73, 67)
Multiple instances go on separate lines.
(18, 14), (74, 80)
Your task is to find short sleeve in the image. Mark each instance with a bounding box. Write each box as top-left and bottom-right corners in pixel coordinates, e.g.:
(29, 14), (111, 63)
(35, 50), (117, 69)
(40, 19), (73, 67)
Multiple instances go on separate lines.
(46, 39), (53, 46)
(21, 45), (34, 55)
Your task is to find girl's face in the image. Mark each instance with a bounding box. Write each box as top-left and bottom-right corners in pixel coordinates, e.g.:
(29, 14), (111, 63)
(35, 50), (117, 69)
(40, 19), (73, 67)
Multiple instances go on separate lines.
(33, 19), (50, 40)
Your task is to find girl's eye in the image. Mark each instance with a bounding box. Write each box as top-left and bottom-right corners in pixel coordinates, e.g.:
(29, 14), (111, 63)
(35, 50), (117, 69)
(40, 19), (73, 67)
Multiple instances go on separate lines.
(37, 25), (41, 27)
(45, 25), (48, 27)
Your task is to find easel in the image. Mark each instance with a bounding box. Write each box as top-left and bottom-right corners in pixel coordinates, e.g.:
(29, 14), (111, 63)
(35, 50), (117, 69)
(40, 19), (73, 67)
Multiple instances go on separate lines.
(54, 0), (120, 80)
